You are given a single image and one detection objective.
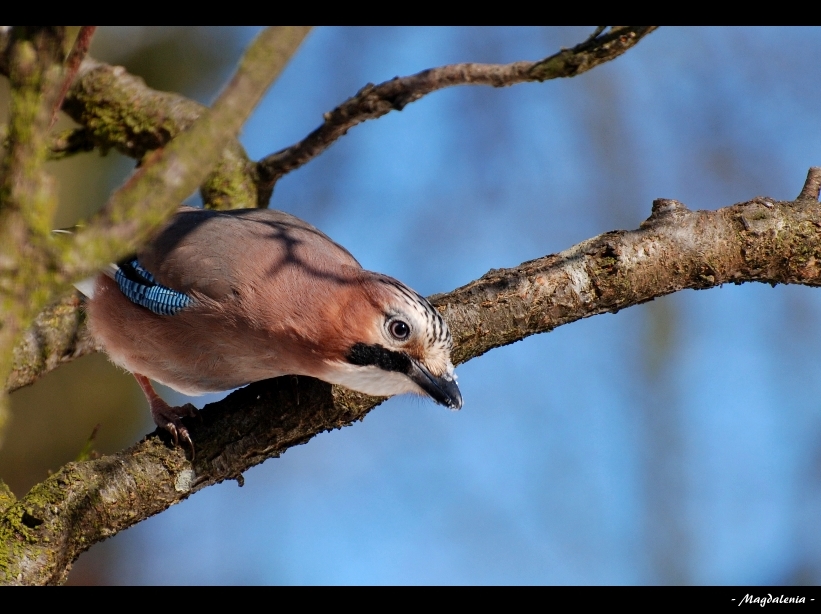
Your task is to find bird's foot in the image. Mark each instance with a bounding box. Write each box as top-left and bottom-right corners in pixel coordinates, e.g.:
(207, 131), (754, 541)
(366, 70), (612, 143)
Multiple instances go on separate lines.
(134, 373), (198, 457)
(149, 398), (198, 456)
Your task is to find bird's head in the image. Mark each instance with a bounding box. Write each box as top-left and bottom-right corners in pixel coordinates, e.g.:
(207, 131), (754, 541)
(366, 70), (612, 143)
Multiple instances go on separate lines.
(322, 272), (462, 410)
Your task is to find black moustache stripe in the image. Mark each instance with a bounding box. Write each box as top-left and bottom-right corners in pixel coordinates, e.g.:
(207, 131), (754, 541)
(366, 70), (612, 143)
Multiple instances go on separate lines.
(346, 343), (412, 374)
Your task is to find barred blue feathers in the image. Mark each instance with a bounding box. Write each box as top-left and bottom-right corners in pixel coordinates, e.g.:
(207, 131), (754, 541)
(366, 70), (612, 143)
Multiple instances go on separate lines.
(115, 259), (191, 316)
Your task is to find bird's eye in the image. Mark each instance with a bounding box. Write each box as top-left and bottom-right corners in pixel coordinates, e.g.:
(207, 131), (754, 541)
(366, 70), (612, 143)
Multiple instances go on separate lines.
(389, 320), (410, 340)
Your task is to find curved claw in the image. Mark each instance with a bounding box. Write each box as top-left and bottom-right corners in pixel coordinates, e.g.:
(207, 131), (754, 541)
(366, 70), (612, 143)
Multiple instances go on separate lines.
(153, 403), (197, 458)
(134, 374), (198, 458)
(178, 423), (196, 461)
(166, 421), (180, 447)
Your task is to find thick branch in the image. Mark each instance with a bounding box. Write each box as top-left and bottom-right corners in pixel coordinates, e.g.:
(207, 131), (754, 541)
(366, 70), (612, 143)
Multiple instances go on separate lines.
(62, 58), (260, 210)
(3, 182), (821, 584)
(0, 28), (69, 429)
(56, 27), (309, 209)
(256, 26), (657, 194)
(63, 57), (205, 159)
(5, 293), (95, 393)
(436, 196), (821, 364)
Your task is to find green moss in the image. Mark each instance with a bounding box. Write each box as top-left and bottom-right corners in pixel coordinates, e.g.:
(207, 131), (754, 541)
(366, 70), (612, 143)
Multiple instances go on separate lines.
(0, 481), (15, 515)
(69, 67), (197, 158)
(201, 144), (258, 210)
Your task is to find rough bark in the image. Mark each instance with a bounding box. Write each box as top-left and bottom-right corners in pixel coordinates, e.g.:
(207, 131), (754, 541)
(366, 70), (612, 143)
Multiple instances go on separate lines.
(2, 170), (821, 584)
(5, 292), (96, 393)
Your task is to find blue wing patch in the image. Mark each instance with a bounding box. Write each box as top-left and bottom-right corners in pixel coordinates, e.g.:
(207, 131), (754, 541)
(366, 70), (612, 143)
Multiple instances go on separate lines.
(115, 259), (191, 316)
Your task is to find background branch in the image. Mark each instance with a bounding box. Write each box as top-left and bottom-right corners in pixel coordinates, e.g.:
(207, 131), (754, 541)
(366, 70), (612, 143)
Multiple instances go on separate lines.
(50, 26), (96, 129)
(59, 28), (311, 210)
(63, 58), (260, 210)
(2, 177), (819, 584)
(256, 26), (657, 196)
(5, 292), (95, 393)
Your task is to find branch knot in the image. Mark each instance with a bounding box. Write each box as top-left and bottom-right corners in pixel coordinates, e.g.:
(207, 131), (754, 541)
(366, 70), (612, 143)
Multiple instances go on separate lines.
(797, 167), (821, 201)
(642, 199), (690, 227)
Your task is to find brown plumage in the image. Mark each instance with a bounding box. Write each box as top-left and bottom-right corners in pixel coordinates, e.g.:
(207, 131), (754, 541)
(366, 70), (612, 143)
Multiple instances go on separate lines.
(87, 207), (461, 450)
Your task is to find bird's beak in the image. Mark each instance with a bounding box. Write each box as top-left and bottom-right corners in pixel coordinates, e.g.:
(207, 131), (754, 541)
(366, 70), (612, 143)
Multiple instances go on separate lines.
(409, 360), (462, 410)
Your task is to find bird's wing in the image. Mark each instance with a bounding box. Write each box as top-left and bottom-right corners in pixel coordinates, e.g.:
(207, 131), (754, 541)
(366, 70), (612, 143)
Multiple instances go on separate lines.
(136, 207), (362, 303)
(114, 258), (192, 315)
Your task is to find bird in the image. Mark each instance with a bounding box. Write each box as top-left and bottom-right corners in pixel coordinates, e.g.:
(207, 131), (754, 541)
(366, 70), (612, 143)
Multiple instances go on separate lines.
(86, 206), (462, 450)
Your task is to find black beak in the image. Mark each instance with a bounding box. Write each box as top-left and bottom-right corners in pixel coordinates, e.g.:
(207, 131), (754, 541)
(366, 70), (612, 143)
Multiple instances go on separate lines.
(409, 360), (463, 410)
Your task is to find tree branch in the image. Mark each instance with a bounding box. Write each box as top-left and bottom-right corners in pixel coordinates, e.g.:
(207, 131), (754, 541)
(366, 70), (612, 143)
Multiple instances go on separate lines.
(50, 26), (96, 129)
(63, 57), (206, 159)
(54, 26), (310, 283)
(56, 27), (310, 209)
(62, 57), (261, 210)
(5, 292), (95, 393)
(0, 27), (69, 437)
(3, 173), (820, 584)
(256, 26), (657, 196)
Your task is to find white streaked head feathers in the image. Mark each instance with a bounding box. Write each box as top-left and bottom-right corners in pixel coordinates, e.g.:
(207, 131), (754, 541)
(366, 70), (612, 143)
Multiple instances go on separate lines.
(322, 273), (461, 409)
(373, 275), (454, 377)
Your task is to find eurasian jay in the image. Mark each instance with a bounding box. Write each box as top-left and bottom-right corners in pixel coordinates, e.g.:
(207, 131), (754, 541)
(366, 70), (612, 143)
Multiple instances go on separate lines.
(87, 207), (462, 448)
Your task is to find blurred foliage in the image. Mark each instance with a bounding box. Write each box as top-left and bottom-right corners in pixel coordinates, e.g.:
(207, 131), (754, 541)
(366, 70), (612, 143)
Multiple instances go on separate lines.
(1, 353), (144, 496)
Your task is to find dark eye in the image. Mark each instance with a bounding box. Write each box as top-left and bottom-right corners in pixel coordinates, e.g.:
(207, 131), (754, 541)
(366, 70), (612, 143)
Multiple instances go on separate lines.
(389, 320), (410, 340)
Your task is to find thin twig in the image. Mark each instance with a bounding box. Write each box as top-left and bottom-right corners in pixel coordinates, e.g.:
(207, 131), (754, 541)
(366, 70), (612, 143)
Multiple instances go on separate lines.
(586, 26), (608, 41)
(50, 26), (96, 129)
(256, 26), (657, 195)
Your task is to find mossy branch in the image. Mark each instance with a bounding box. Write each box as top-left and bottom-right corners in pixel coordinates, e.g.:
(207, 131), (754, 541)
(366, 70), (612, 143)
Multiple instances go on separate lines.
(53, 26), (310, 284)
(5, 293), (95, 393)
(0, 28), (70, 440)
(56, 27), (310, 210)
